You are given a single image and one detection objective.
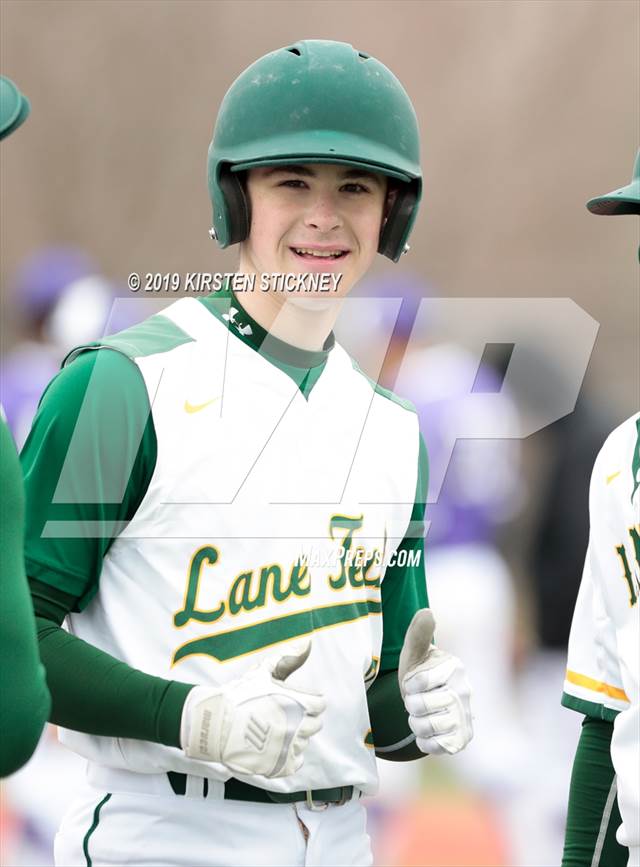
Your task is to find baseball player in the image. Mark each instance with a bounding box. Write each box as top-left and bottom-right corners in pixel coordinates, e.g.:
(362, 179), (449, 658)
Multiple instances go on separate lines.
(0, 75), (51, 777)
(22, 41), (473, 866)
(561, 150), (640, 867)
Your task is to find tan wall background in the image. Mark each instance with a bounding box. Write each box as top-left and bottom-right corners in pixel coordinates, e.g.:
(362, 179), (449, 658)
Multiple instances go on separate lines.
(1, 0), (638, 415)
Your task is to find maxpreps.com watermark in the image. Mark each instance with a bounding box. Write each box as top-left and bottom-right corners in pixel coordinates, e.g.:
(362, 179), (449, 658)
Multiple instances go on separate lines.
(127, 271), (343, 293)
(302, 546), (422, 570)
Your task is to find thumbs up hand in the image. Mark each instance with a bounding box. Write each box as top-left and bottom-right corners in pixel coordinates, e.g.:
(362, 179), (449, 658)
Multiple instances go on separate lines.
(398, 610), (474, 756)
(181, 640), (326, 777)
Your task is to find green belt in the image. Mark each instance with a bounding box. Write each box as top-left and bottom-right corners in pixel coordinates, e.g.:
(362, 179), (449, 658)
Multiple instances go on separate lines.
(167, 771), (354, 805)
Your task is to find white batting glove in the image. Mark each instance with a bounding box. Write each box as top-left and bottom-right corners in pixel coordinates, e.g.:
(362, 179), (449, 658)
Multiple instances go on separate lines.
(398, 609), (473, 756)
(180, 640), (326, 778)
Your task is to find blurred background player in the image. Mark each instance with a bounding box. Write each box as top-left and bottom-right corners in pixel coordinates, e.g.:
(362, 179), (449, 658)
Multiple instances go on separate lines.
(1, 246), (130, 448)
(0, 75), (51, 777)
(561, 150), (640, 867)
(511, 340), (616, 865)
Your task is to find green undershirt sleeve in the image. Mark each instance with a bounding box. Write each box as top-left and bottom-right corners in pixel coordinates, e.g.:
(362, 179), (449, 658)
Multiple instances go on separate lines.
(368, 671), (422, 761)
(562, 716), (627, 867)
(367, 430), (429, 762)
(30, 577), (192, 746)
(0, 419), (51, 777)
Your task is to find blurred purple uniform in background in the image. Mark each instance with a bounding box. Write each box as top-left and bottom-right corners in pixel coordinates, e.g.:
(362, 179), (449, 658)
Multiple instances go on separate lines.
(1, 247), (134, 447)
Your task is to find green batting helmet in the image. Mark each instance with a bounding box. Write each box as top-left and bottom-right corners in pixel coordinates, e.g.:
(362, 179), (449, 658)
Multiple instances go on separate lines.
(207, 40), (422, 263)
(586, 149), (640, 215)
(0, 76), (30, 140)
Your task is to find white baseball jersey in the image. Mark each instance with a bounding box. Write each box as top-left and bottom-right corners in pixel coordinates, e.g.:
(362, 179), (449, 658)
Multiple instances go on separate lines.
(563, 413), (640, 857)
(58, 295), (423, 797)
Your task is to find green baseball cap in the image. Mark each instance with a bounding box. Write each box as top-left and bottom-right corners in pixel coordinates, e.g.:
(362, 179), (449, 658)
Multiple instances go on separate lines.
(207, 40), (422, 262)
(586, 149), (640, 215)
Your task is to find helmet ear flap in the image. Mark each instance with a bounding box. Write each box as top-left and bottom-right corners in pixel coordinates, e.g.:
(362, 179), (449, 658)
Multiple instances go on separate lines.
(218, 166), (251, 245)
(378, 181), (419, 262)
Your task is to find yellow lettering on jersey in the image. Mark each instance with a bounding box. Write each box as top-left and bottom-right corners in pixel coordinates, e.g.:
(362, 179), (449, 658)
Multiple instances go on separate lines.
(228, 570), (265, 615)
(286, 558), (312, 596)
(174, 546), (226, 628)
(614, 524), (640, 607)
(180, 555), (314, 627)
(362, 550), (383, 587)
(174, 517), (384, 636)
(327, 514), (382, 591)
(268, 565), (289, 603)
(364, 656), (380, 688)
(328, 514), (363, 589)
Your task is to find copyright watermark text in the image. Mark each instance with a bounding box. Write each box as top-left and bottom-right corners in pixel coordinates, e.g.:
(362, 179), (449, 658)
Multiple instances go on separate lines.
(127, 272), (343, 293)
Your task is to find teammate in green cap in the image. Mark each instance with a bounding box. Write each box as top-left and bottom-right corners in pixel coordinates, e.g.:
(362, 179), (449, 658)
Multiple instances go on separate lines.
(561, 151), (640, 867)
(22, 42), (473, 865)
(0, 75), (51, 778)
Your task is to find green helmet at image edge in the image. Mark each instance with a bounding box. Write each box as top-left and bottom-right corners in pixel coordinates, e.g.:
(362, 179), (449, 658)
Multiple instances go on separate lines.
(207, 40), (422, 263)
(586, 149), (640, 216)
(0, 76), (30, 140)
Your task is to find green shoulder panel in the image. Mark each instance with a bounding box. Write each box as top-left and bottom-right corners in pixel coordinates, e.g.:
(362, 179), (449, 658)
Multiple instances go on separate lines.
(22, 349), (157, 608)
(65, 312), (194, 365)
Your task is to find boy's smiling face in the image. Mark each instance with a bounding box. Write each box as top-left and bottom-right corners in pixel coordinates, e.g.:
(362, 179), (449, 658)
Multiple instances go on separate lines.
(239, 163), (390, 298)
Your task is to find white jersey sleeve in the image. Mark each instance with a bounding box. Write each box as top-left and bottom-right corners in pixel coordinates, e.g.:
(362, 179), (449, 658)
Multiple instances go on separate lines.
(563, 413), (640, 857)
(562, 538), (630, 720)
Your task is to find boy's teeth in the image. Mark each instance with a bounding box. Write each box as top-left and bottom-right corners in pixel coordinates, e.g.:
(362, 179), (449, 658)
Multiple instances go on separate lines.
(294, 248), (343, 258)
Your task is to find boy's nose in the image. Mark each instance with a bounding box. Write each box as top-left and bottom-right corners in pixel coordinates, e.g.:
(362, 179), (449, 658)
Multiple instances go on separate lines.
(304, 195), (343, 233)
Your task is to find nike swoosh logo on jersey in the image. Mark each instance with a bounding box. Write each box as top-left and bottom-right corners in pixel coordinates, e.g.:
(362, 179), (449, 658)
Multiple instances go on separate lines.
(606, 470), (621, 485)
(184, 396), (221, 414)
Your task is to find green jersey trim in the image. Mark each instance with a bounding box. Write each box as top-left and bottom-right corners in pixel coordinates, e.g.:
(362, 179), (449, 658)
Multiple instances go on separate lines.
(199, 285), (330, 398)
(349, 357), (418, 414)
(82, 793), (112, 867)
(173, 599), (382, 664)
(199, 281), (333, 366)
(561, 691), (620, 722)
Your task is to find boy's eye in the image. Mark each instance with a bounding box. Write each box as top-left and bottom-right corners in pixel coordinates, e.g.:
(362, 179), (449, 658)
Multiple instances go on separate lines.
(279, 179), (307, 189)
(277, 179), (370, 193)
